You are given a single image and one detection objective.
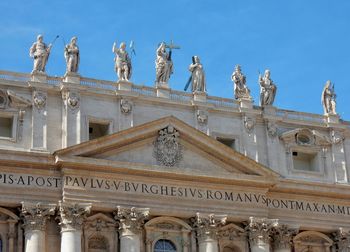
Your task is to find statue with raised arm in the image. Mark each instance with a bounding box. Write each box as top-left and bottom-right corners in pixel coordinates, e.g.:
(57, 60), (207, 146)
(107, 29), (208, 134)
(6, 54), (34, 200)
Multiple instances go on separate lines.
(29, 35), (52, 73)
(64, 36), (80, 73)
(112, 41), (132, 81)
(321, 80), (337, 115)
(155, 42), (173, 84)
(231, 65), (251, 99)
(188, 56), (206, 93)
(259, 69), (277, 106)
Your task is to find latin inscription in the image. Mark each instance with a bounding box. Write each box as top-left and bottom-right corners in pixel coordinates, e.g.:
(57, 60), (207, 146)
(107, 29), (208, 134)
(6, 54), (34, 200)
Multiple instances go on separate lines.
(1, 172), (349, 216)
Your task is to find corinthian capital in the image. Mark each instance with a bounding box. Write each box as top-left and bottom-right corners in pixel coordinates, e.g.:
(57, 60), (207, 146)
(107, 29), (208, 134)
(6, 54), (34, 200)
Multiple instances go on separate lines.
(58, 201), (91, 231)
(333, 228), (350, 252)
(192, 213), (227, 241)
(21, 202), (56, 232)
(246, 217), (278, 245)
(114, 206), (149, 234)
(272, 224), (298, 250)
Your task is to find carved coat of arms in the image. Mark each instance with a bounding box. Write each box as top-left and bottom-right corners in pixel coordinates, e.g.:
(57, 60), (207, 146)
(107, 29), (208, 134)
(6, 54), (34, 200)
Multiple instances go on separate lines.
(153, 125), (182, 167)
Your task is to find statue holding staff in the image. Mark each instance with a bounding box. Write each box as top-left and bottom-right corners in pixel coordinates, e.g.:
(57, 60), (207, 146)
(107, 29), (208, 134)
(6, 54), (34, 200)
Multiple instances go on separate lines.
(29, 35), (52, 73)
(64, 36), (80, 73)
(321, 80), (337, 115)
(188, 56), (206, 93)
(112, 41), (132, 81)
(155, 41), (179, 85)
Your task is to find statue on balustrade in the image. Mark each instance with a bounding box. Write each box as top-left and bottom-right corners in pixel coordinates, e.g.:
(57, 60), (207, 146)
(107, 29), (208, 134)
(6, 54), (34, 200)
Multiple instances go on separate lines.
(155, 42), (173, 84)
(64, 36), (80, 74)
(259, 69), (277, 106)
(188, 56), (206, 93)
(231, 65), (251, 99)
(321, 80), (337, 115)
(112, 41), (132, 81)
(29, 35), (52, 73)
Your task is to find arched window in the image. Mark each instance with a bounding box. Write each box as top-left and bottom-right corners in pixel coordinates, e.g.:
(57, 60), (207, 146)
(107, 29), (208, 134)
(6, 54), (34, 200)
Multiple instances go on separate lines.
(154, 239), (176, 252)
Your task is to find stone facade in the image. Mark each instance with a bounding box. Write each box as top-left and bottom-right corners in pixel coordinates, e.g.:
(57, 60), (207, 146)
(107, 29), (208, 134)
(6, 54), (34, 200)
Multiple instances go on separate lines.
(0, 70), (350, 251)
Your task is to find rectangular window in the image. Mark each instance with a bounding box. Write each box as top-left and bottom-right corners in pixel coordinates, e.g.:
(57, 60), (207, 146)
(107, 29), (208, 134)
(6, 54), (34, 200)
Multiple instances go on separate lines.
(0, 116), (13, 138)
(217, 137), (235, 150)
(292, 151), (318, 172)
(88, 122), (110, 140)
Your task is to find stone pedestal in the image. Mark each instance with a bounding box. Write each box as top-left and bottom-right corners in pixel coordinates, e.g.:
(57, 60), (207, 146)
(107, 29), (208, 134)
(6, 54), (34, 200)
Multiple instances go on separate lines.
(31, 72), (47, 83)
(58, 202), (91, 252)
(325, 113), (340, 124)
(239, 97), (253, 109)
(21, 202), (56, 252)
(156, 82), (170, 98)
(246, 217), (278, 252)
(193, 213), (227, 252)
(193, 91), (207, 103)
(117, 80), (133, 92)
(263, 105), (277, 116)
(63, 72), (80, 84)
(114, 206), (149, 252)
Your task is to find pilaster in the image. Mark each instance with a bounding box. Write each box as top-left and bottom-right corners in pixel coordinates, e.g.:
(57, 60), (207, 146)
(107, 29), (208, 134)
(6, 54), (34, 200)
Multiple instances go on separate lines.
(61, 87), (81, 147)
(31, 89), (48, 150)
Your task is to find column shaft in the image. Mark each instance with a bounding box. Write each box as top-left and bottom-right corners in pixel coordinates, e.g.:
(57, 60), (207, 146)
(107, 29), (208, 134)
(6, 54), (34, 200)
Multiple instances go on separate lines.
(24, 230), (45, 252)
(61, 230), (82, 252)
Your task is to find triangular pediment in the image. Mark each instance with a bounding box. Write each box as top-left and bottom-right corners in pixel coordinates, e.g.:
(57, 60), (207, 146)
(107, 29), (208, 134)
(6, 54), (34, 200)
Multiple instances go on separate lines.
(55, 116), (279, 180)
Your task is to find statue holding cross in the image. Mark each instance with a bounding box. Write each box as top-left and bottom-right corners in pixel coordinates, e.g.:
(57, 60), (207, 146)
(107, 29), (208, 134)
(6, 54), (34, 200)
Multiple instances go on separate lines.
(155, 41), (180, 85)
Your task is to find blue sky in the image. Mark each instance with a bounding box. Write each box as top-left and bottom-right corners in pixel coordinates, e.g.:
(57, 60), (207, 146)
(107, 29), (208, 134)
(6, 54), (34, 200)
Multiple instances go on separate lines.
(1, 0), (349, 120)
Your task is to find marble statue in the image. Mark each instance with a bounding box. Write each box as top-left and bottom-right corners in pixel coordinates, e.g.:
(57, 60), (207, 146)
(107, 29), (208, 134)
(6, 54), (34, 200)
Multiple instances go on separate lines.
(231, 65), (250, 99)
(321, 80), (337, 115)
(259, 69), (277, 106)
(29, 35), (52, 73)
(112, 41), (132, 81)
(189, 56), (206, 92)
(155, 42), (173, 84)
(64, 37), (80, 73)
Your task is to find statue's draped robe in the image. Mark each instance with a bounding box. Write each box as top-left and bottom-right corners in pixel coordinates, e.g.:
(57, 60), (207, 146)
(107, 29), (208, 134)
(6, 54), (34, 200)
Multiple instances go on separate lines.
(189, 63), (206, 92)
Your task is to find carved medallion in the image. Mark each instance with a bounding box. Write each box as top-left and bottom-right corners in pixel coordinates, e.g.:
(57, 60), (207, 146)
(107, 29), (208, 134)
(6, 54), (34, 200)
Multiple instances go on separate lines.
(153, 125), (182, 167)
(67, 92), (80, 110)
(267, 122), (277, 138)
(120, 99), (132, 114)
(0, 89), (8, 109)
(196, 110), (208, 125)
(33, 91), (46, 110)
(244, 117), (255, 133)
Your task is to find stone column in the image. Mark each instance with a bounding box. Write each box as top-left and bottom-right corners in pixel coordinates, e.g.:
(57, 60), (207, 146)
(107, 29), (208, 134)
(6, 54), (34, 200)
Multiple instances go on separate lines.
(246, 217), (278, 252)
(192, 213), (227, 252)
(333, 228), (350, 252)
(113, 206), (149, 252)
(58, 201), (91, 252)
(21, 202), (56, 252)
(271, 224), (298, 252)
